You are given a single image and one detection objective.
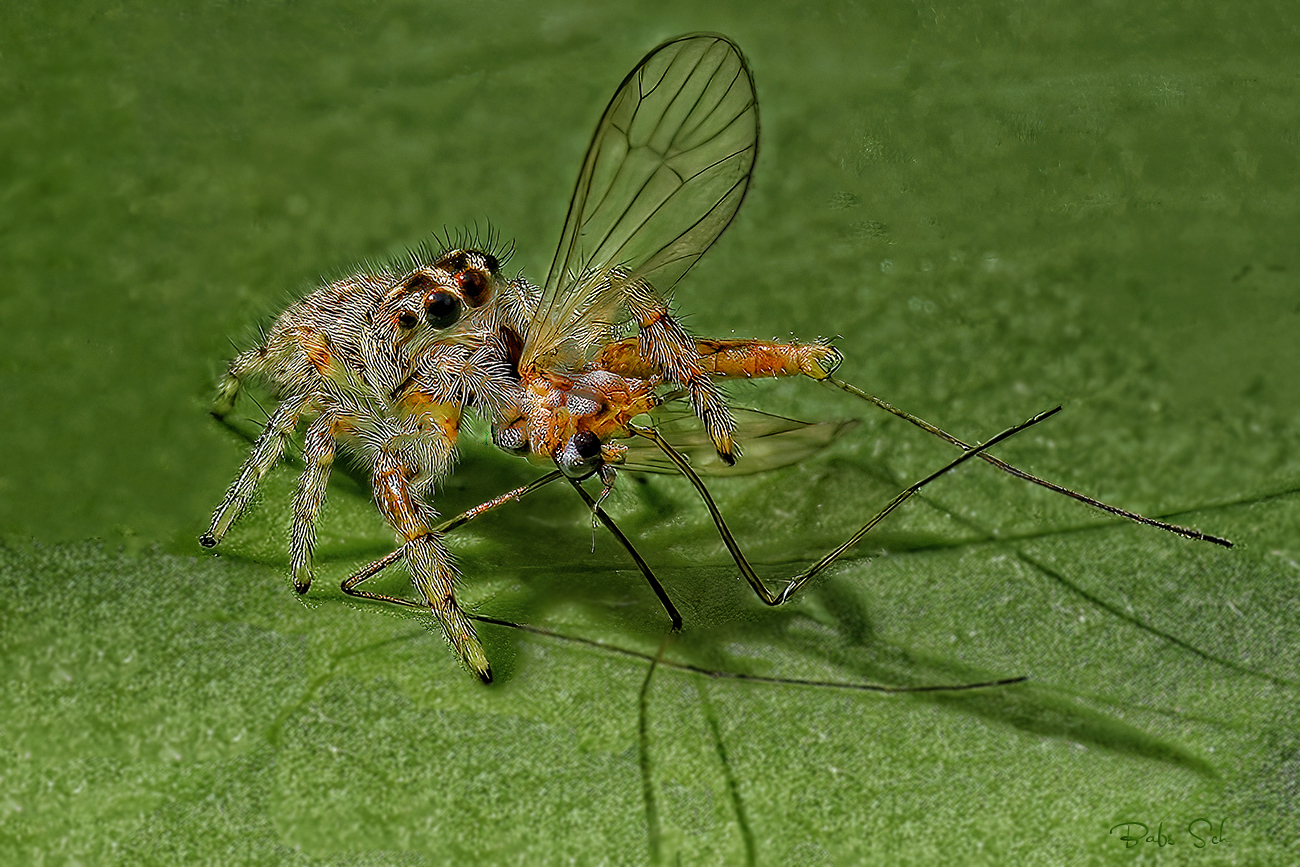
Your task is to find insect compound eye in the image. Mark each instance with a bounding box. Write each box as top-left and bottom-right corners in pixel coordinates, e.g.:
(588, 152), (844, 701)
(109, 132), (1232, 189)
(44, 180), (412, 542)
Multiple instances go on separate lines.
(572, 430), (601, 459)
(557, 430), (603, 479)
(424, 291), (462, 329)
(456, 267), (491, 308)
(397, 311), (419, 329)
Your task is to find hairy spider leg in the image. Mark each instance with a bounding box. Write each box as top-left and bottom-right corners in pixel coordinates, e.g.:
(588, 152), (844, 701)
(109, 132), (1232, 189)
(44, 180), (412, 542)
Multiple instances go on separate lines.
(341, 468), (684, 633)
(339, 476), (565, 612)
(290, 411), (338, 593)
(201, 392), (311, 548)
(212, 343), (278, 419)
(358, 451), (492, 682)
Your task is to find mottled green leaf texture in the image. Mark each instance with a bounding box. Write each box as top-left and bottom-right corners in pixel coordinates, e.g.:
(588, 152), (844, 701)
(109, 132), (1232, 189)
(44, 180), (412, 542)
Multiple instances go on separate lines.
(2, 1), (1298, 864)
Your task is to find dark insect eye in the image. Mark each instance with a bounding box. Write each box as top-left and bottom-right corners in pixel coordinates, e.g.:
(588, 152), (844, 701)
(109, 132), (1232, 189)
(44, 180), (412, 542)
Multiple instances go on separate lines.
(572, 430), (600, 459)
(425, 291), (462, 329)
(397, 311), (419, 329)
(457, 268), (490, 308)
(482, 252), (500, 275)
(558, 430), (603, 478)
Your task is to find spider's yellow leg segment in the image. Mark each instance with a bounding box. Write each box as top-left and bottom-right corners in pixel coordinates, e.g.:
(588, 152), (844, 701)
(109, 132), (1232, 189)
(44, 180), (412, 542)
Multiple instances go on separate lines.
(201, 393), (310, 548)
(289, 412), (337, 594)
(368, 459), (491, 683)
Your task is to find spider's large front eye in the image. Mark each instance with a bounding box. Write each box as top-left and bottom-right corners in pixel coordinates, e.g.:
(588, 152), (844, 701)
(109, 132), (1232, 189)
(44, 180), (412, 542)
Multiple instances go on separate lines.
(425, 291), (462, 329)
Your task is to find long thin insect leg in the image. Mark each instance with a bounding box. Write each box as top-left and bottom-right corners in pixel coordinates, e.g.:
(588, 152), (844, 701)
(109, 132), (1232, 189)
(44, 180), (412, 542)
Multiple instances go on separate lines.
(340, 547), (424, 609)
(830, 377), (1232, 548)
(289, 412), (337, 593)
(566, 477), (684, 631)
(341, 472), (566, 605)
(433, 471), (565, 535)
(201, 393), (310, 548)
(633, 406), (1061, 606)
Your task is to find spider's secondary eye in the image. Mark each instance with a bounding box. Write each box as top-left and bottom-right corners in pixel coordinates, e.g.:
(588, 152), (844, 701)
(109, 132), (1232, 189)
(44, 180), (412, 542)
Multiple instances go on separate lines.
(457, 268), (490, 308)
(397, 311), (419, 329)
(425, 291), (462, 329)
(402, 273), (434, 293)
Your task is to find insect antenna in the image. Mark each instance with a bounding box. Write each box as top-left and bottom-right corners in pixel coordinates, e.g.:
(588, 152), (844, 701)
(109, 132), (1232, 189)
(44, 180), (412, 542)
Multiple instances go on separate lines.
(632, 406), (1061, 606)
(828, 377), (1233, 548)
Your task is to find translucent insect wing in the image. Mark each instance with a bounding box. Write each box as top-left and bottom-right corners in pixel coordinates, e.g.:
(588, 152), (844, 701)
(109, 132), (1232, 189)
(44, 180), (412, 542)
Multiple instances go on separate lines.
(621, 407), (858, 476)
(523, 34), (759, 369)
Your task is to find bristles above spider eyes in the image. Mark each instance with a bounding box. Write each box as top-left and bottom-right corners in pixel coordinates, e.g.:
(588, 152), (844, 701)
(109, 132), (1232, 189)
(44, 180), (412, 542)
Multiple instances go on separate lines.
(399, 224), (515, 277)
(440, 251), (470, 272)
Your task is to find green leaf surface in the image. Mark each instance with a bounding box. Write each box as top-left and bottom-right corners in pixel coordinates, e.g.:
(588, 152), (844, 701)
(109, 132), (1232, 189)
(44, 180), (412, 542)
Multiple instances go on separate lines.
(3, 1), (1297, 864)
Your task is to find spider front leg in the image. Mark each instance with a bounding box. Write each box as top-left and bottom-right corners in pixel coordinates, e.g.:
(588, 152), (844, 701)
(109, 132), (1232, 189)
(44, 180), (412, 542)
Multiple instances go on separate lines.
(350, 455), (492, 682)
(211, 343), (289, 419)
(338, 472), (564, 608)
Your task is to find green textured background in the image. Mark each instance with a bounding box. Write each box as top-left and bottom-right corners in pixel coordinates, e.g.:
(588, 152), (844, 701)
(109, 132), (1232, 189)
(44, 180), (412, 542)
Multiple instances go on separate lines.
(3, 1), (1298, 864)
